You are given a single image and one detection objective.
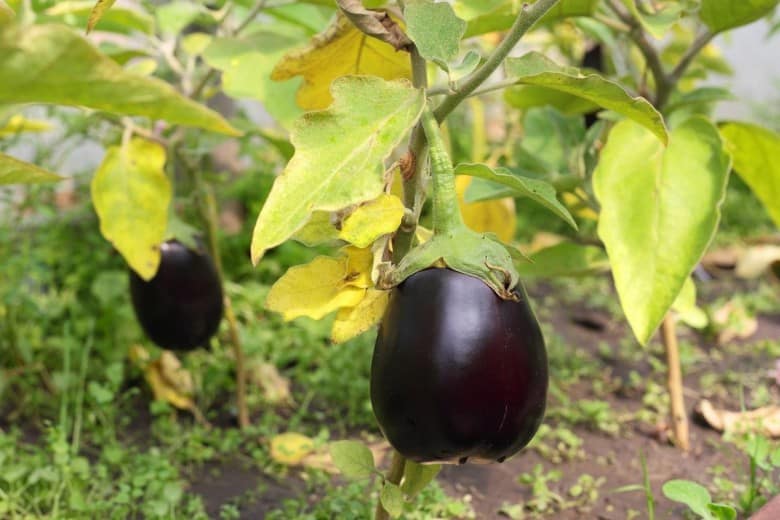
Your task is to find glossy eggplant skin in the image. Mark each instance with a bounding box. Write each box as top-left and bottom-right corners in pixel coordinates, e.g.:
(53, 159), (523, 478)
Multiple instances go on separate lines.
(371, 268), (548, 464)
(129, 240), (223, 351)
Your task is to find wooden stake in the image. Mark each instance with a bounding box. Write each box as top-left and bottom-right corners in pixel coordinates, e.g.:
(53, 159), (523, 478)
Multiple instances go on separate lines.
(662, 314), (689, 450)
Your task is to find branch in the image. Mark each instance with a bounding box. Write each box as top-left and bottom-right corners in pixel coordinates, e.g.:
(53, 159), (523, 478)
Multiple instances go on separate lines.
(668, 30), (715, 86)
(433, 0), (561, 123)
(337, 0), (412, 51)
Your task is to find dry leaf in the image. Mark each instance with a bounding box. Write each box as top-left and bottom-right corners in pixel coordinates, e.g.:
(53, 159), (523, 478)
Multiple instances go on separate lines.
(701, 247), (739, 273)
(248, 361), (294, 407)
(712, 299), (758, 344)
(696, 399), (780, 437)
(735, 245), (780, 279)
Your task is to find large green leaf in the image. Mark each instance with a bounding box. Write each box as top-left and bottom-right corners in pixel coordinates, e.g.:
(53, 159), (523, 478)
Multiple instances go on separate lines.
(506, 52), (668, 144)
(454, 162), (576, 229)
(250, 76), (425, 263)
(699, 0), (779, 33)
(719, 122), (780, 228)
(202, 33), (304, 128)
(620, 0), (684, 39)
(0, 23), (238, 135)
(594, 118), (730, 345)
(460, 0), (598, 38)
(0, 153), (63, 185)
(90, 138), (171, 281)
(405, 0), (466, 69)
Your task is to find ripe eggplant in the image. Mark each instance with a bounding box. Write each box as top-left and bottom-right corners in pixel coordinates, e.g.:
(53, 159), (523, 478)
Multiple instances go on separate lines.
(371, 268), (548, 464)
(129, 240), (223, 351)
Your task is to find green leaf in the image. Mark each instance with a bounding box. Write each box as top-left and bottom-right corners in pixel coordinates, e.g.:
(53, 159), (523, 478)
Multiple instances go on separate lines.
(404, 0), (466, 69)
(505, 85), (598, 114)
(90, 138), (171, 281)
(708, 503), (737, 520)
(291, 211), (340, 246)
(449, 50), (481, 83)
(461, 0), (599, 38)
(621, 0), (684, 39)
(664, 87), (735, 115)
(202, 33), (304, 128)
(506, 52), (668, 144)
(0, 23), (239, 135)
(0, 1), (13, 24)
(719, 122), (780, 228)
(250, 76), (425, 263)
(155, 1), (204, 35)
(454, 162), (576, 229)
(515, 242), (609, 278)
(45, 1), (153, 35)
(400, 461), (441, 497)
(520, 106), (585, 172)
(662, 480), (714, 520)
(329, 440), (375, 480)
(699, 0), (779, 33)
(671, 277), (709, 329)
(380, 483), (404, 518)
(594, 118), (730, 345)
(0, 153), (63, 185)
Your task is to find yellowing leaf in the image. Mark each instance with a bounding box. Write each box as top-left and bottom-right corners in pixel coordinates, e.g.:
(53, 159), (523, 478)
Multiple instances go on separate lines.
(0, 115), (52, 136)
(344, 246), (374, 289)
(271, 13), (412, 110)
(90, 138), (171, 280)
(265, 256), (366, 321)
(456, 176), (516, 242)
(145, 351), (195, 410)
(0, 153), (62, 185)
(339, 194), (405, 248)
(250, 76), (425, 263)
(86, 0), (117, 33)
(292, 211), (341, 246)
(270, 433), (315, 465)
(331, 289), (390, 344)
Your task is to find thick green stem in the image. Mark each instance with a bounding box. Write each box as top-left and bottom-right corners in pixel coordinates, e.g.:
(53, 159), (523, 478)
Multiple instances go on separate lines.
(374, 450), (406, 520)
(421, 109), (463, 236)
(433, 0), (560, 123)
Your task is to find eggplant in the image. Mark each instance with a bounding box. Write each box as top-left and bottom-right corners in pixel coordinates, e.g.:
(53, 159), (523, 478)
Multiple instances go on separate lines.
(371, 268), (548, 464)
(129, 240), (223, 351)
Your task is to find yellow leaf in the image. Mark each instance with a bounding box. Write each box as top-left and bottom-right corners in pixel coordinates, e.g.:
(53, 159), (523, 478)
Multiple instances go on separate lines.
(331, 289), (390, 344)
(0, 114), (52, 136)
(271, 13), (412, 110)
(270, 433), (315, 465)
(343, 246), (374, 289)
(265, 255), (366, 321)
(456, 176), (516, 242)
(90, 138), (171, 280)
(144, 351), (195, 411)
(339, 194), (405, 248)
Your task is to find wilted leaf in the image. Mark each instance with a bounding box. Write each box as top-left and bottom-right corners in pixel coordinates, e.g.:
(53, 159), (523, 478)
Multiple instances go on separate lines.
(329, 440), (376, 479)
(594, 118), (730, 345)
(339, 194), (405, 248)
(271, 13), (412, 110)
(0, 153), (63, 185)
(91, 138), (171, 280)
(270, 433), (315, 465)
(265, 255), (366, 321)
(505, 52), (668, 144)
(145, 351), (195, 410)
(86, 0), (117, 33)
(250, 76), (425, 263)
(719, 122), (780, 228)
(0, 23), (238, 135)
(456, 176), (516, 243)
(331, 289), (390, 344)
(248, 362), (294, 406)
(405, 1), (466, 69)
(697, 400), (780, 438)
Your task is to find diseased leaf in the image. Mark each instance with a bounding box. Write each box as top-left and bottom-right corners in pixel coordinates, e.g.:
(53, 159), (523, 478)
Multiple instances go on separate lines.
(0, 153), (63, 185)
(719, 122), (780, 228)
(265, 255), (366, 321)
(0, 23), (238, 135)
(271, 13), (412, 110)
(270, 433), (315, 465)
(593, 118), (730, 344)
(405, 1), (466, 68)
(506, 52), (668, 144)
(455, 162), (576, 229)
(90, 138), (171, 280)
(456, 176), (516, 242)
(699, 0), (779, 33)
(339, 194), (405, 248)
(86, 0), (117, 33)
(331, 289), (389, 344)
(251, 76), (425, 263)
(329, 440), (376, 479)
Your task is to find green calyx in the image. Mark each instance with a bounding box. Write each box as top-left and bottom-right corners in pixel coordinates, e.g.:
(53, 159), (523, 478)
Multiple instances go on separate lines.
(380, 109), (521, 300)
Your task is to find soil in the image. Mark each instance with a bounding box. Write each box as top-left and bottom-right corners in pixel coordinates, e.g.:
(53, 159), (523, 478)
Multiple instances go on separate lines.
(185, 275), (780, 519)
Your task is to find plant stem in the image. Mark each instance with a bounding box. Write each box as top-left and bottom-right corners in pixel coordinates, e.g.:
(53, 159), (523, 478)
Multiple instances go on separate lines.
(421, 109), (463, 235)
(375, 450), (406, 520)
(661, 314), (689, 451)
(662, 30), (714, 106)
(433, 0), (560, 123)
